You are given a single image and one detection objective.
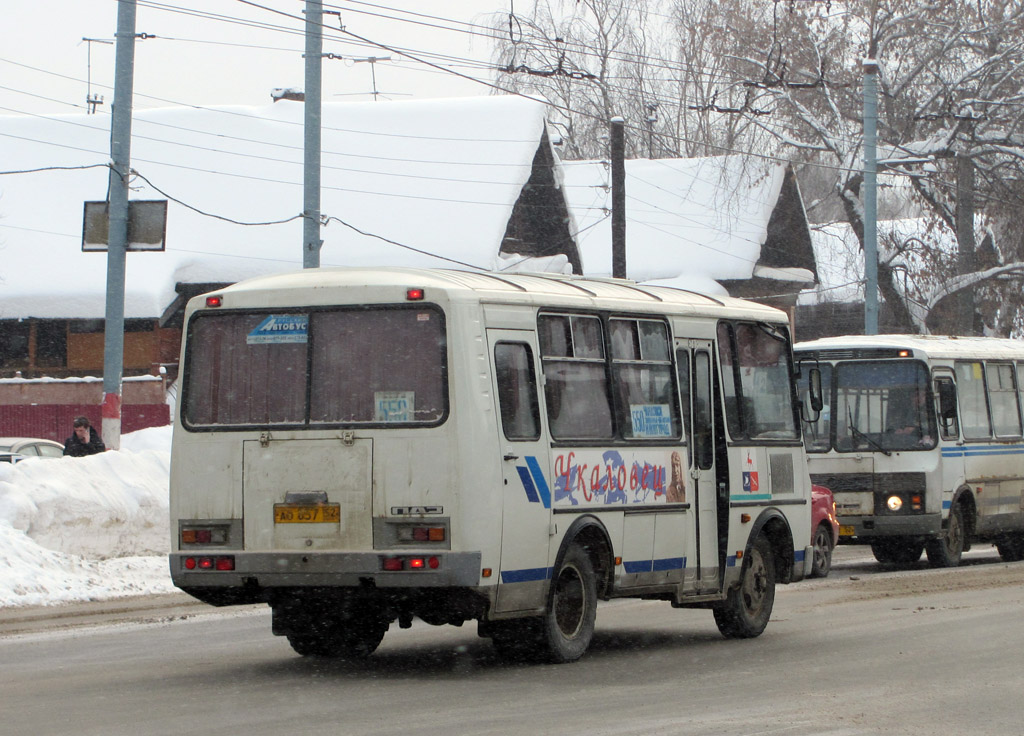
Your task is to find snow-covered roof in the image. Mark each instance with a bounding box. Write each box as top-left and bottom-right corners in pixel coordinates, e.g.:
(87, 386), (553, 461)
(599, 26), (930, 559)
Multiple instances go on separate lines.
(561, 156), (792, 295)
(0, 95), (554, 320)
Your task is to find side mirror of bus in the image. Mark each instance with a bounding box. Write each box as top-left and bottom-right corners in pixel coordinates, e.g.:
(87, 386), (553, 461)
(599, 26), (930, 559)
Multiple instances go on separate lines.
(806, 367), (824, 413)
(797, 365), (823, 423)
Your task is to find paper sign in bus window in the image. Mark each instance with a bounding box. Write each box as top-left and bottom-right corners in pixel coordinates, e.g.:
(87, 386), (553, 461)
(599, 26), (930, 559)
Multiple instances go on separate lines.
(375, 391), (415, 422)
(630, 404), (673, 438)
(246, 315), (308, 344)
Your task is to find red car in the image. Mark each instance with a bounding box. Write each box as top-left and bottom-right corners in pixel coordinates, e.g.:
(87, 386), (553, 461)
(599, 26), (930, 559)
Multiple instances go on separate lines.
(810, 484), (840, 577)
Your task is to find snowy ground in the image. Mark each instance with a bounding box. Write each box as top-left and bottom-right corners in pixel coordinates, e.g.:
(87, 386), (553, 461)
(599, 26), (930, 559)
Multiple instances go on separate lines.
(0, 425), (175, 608)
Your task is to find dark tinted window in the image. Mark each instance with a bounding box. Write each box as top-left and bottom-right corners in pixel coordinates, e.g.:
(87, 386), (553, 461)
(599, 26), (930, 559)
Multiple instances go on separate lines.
(494, 342), (541, 441)
(184, 307), (446, 427)
(538, 313), (612, 440)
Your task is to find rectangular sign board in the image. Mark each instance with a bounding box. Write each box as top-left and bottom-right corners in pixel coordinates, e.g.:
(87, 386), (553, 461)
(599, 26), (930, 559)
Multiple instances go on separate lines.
(82, 200), (168, 252)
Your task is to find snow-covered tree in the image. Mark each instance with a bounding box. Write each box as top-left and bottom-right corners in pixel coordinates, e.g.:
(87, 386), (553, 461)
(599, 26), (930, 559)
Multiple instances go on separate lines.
(492, 0), (1024, 335)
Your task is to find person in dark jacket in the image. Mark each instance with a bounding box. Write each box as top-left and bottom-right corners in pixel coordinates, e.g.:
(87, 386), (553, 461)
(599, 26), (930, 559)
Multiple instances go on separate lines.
(63, 416), (106, 457)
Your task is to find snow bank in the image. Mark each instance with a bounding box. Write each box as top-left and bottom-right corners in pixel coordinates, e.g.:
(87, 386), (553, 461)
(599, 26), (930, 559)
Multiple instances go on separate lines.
(0, 425), (174, 608)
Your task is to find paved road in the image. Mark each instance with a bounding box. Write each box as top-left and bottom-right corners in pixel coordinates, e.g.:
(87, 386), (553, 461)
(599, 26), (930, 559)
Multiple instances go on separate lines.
(3, 546), (1023, 735)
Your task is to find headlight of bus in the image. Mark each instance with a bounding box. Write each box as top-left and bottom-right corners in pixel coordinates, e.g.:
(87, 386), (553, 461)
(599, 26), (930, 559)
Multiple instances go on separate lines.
(886, 495), (903, 512)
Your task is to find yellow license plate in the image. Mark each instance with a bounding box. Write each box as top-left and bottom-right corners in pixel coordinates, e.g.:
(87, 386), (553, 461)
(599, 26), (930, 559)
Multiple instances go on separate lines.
(274, 504), (341, 524)
(839, 524), (856, 537)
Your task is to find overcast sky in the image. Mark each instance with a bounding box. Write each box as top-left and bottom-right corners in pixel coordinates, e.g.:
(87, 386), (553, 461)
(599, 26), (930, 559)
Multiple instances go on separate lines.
(3, 0), (508, 117)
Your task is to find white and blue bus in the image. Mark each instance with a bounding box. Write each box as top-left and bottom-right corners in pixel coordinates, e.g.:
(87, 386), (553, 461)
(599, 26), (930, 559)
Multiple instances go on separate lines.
(169, 267), (815, 662)
(796, 334), (1024, 567)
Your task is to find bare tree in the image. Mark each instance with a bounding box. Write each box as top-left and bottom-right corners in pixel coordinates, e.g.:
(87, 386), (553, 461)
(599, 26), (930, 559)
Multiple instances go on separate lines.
(493, 0), (777, 160)
(740, 0), (1024, 334)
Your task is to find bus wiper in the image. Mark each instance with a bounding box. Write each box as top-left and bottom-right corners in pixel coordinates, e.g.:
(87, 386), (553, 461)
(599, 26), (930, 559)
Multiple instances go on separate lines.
(847, 408), (891, 456)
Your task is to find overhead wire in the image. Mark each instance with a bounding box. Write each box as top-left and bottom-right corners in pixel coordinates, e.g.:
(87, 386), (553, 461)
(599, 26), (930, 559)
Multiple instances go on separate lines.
(3, 2), (1013, 273)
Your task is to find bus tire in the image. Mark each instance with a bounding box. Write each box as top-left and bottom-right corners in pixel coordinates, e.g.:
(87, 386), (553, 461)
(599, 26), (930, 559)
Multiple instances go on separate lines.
(996, 534), (1024, 562)
(713, 534), (775, 639)
(926, 504), (965, 568)
(538, 543), (598, 663)
(810, 523), (834, 578)
(286, 617), (388, 659)
(871, 539), (923, 565)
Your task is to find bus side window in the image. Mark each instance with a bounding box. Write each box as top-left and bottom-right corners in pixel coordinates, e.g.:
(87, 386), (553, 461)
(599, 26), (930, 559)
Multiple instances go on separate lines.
(538, 314), (613, 440)
(676, 348), (693, 466)
(694, 351), (714, 470)
(716, 323), (744, 439)
(987, 363), (1022, 438)
(954, 361), (992, 439)
(935, 377), (959, 440)
(610, 319), (680, 440)
(494, 342), (541, 441)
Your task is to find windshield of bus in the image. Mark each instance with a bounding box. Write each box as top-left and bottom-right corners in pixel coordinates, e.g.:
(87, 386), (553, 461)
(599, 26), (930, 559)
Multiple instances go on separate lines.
(802, 359), (936, 453)
(183, 306), (447, 428)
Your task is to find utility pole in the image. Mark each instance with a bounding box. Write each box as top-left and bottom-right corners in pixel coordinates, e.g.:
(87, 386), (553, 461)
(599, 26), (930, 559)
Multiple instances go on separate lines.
(862, 54), (880, 335)
(303, 0), (323, 268)
(610, 117), (626, 279)
(101, 0), (137, 450)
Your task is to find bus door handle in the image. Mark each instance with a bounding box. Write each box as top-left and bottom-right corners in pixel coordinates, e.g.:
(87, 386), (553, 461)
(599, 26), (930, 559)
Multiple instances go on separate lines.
(503, 453), (520, 461)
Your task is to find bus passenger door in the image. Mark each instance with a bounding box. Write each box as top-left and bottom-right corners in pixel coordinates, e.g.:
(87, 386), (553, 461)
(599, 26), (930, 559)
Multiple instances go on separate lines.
(933, 370), (965, 519)
(487, 330), (551, 613)
(676, 340), (720, 594)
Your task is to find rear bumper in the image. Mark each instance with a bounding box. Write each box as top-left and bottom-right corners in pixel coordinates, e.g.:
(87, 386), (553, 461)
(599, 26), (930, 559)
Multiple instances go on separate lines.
(170, 550), (483, 590)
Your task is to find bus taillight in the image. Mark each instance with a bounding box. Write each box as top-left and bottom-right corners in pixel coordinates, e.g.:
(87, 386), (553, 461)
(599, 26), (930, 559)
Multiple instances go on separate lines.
(381, 555), (441, 571)
(183, 556), (234, 571)
(397, 525), (446, 543)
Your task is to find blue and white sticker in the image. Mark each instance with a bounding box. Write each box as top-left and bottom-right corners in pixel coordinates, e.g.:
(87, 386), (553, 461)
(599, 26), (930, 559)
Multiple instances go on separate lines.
(246, 315), (308, 344)
(375, 391), (415, 422)
(630, 404), (673, 438)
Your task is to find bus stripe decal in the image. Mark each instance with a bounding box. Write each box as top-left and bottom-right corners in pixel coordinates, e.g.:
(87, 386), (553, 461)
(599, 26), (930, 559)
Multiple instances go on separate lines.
(516, 466), (541, 504)
(501, 566), (551, 584)
(526, 456), (552, 509)
(624, 560), (652, 573)
(652, 557), (684, 572)
(942, 446), (1024, 458)
(625, 557), (686, 573)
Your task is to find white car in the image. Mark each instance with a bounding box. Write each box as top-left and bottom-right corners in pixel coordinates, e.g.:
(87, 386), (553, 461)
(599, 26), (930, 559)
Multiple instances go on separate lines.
(0, 437), (66, 463)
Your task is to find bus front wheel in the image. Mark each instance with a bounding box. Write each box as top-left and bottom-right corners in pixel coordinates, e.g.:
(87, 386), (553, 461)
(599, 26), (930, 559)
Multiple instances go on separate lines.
(871, 539), (924, 564)
(926, 505), (965, 568)
(714, 534), (775, 639)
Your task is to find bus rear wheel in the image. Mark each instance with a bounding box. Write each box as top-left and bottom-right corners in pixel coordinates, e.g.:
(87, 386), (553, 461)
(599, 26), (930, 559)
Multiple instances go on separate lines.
(996, 534), (1024, 562)
(714, 534), (775, 639)
(926, 505), (965, 568)
(490, 543), (598, 664)
(286, 616), (388, 659)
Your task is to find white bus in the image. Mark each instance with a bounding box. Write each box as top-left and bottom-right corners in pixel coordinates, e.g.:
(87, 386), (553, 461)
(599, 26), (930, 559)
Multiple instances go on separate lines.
(170, 267), (815, 663)
(795, 334), (1024, 567)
